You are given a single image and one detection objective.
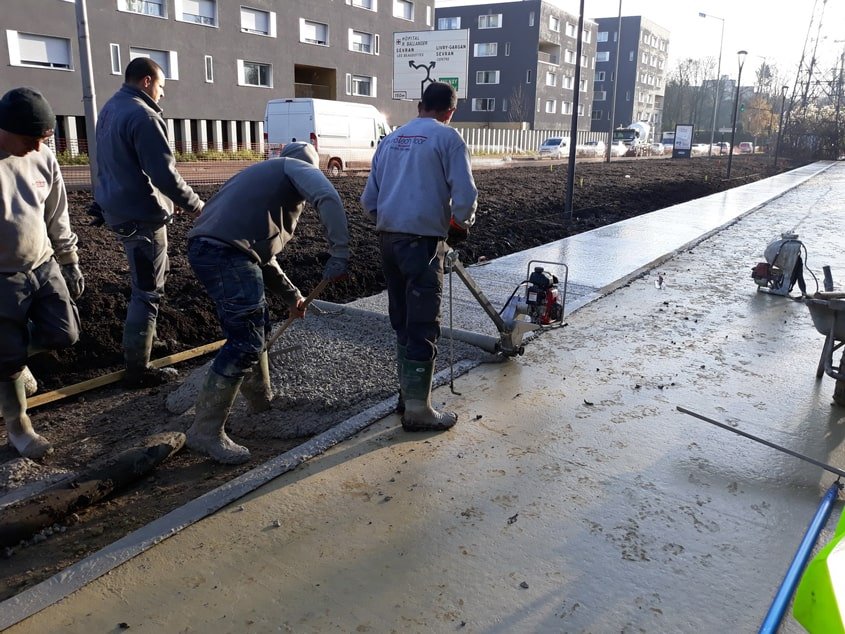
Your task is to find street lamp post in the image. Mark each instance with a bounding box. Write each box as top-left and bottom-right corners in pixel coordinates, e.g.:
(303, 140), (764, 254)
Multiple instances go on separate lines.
(774, 85), (789, 169)
(699, 12), (725, 158)
(726, 50), (747, 180)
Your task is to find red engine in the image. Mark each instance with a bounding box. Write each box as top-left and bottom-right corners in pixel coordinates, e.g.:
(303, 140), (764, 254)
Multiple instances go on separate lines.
(526, 267), (563, 325)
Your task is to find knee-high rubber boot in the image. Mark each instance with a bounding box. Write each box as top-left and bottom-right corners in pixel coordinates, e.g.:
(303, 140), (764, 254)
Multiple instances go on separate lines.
(400, 358), (457, 432)
(123, 321), (174, 388)
(1, 373), (53, 460)
(185, 370), (250, 464)
(396, 344), (406, 414)
(239, 351), (274, 413)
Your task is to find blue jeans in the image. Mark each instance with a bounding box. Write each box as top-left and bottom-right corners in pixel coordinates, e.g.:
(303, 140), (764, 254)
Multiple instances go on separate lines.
(379, 233), (446, 363)
(188, 238), (269, 378)
(0, 259), (80, 378)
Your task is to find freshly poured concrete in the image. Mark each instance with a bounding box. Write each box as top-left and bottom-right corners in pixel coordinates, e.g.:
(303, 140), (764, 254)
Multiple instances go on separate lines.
(6, 161), (845, 633)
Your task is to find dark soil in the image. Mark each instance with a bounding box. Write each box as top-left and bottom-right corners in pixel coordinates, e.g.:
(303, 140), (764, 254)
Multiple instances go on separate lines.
(0, 153), (801, 602)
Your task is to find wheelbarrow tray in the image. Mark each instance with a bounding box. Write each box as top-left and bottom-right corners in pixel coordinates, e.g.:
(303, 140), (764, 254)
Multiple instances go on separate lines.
(804, 293), (845, 380)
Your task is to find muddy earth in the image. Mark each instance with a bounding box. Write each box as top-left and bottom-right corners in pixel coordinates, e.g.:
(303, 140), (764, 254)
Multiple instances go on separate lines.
(0, 154), (798, 600)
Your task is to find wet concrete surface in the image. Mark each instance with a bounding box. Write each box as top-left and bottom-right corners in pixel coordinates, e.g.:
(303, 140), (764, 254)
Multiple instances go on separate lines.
(4, 161), (845, 633)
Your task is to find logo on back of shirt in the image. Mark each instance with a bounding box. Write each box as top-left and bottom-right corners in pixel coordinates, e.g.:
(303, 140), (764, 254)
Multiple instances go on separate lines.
(391, 134), (427, 151)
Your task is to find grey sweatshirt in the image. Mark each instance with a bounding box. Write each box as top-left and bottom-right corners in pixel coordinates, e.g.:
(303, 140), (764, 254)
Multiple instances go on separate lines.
(0, 144), (78, 273)
(360, 116), (477, 235)
(188, 157), (349, 264)
(95, 85), (202, 227)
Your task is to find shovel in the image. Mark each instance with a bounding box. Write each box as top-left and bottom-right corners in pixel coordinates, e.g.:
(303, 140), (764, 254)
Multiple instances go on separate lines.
(265, 279), (330, 351)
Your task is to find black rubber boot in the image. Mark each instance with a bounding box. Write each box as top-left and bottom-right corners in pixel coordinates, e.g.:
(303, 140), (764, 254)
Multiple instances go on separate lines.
(400, 358), (457, 432)
(122, 321), (175, 388)
(396, 343), (406, 414)
(186, 370), (250, 464)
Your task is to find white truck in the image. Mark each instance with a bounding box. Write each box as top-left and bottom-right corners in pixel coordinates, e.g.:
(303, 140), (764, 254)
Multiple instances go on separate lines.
(612, 121), (652, 156)
(264, 98), (390, 176)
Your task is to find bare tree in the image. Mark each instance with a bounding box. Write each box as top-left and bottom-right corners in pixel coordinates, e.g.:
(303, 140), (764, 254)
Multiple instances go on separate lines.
(507, 83), (530, 126)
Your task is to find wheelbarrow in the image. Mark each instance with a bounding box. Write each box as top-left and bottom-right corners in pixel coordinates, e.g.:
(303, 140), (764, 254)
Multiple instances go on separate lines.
(803, 292), (845, 405)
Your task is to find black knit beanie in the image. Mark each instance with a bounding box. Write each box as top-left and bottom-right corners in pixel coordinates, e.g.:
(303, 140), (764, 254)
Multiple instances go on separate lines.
(0, 87), (56, 137)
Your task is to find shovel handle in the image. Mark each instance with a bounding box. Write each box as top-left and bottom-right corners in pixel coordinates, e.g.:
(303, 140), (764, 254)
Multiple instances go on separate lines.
(265, 279), (330, 351)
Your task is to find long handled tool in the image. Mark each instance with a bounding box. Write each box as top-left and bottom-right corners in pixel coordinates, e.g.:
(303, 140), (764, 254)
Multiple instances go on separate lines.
(265, 279), (330, 351)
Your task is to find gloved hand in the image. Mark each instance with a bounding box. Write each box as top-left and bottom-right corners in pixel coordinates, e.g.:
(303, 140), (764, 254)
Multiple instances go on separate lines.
(87, 201), (105, 227)
(446, 218), (469, 247)
(62, 263), (85, 299)
(322, 256), (349, 281)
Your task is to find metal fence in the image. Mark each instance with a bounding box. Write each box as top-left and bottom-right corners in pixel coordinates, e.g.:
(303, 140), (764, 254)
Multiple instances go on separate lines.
(58, 127), (614, 190)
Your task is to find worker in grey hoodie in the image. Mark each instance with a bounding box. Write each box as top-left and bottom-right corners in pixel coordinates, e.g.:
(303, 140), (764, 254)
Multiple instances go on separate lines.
(0, 87), (84, 459)
(95, 57), (204, 388)
(185, 142), (349, 464)
(361, 82), (477, 433)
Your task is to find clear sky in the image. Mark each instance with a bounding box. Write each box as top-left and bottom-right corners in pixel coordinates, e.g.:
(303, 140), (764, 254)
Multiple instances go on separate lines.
(435, 0), (845, 81)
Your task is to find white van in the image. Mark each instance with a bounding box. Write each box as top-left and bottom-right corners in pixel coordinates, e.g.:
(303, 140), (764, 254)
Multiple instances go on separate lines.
(264, 98), (390, 176)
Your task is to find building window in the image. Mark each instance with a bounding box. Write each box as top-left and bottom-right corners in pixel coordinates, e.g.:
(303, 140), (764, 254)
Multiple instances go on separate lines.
(478, 14), (502, 29)
(476, 70), (500, 84)
(565, 22), (576, 37)
(426, 5), (431, 26)
(581, 54), (588, 67)
(597, 31), (608, 42)
(118, 0), (165, 18)
(129, 47), (177, 79)
(545, 99), (556, 114)
(580, 78), (588, 91)
(629, 51), (634, 62)
(471, 98), (495, 111)
(596, 51), (610, 63)
(437, 16), (460, 30)
(347, 74), (376, 97)
(591, 109), (602, 120)
(109, 43), (121, 74)
(549, 16), (560, 32)
(545, 71), (556, 86)
(504, 42), (511, 56)
(393, 0), (413, 21)
(526, 69), (532, 83)
(502, 98), (508, 111)
(582, 29), (591, 43)
(349, 0), (376, 10)
(473, 42), (498, 57)
(204, 55), (213, 82)
(350, 30), (378, 54)
(562, 76), (574, 89)
(241, 7), (275, 37)
(562, 101), (572, 115)
(300, 19), (329, 46)
(238, 60), (271, 87)
(529, 11), (535, 26)
(564, 49), (576, 64)
(7, 32), (72, 70)
(595, 71), (605, 81)
(176, 0), (217, 26)
(578, 103), (584, 116)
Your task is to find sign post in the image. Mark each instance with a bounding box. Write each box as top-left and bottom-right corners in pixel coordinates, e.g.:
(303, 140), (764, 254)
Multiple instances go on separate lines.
(393, 29), (469, 100)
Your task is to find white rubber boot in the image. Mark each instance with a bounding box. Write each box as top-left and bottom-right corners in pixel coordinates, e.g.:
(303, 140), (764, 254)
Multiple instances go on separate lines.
(21, 366), (38, 397)
(186, 370), (251, 464)
(1, 373), (53, 460)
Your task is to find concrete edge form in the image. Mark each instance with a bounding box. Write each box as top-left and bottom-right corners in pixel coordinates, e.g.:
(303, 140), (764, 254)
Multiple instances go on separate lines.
(0, 359), (479, 632)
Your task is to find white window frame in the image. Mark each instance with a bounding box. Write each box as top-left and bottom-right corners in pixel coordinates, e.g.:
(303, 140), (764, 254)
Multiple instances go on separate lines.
(562, 101), (572, 115)
(597, 31), (608, 42)
(204, 54), (213, 83)
(393, 0), (414, 21)
(109, 43), (121, 74)
(300, 19), (329, 46)
(6, 31), (73, 70)
(528, 11), (535, 27)
(545, 99), (556, 114)
(549, 16), (560, 32)
(504, 42), (511, 56)
(595, 71), (605, 81)
(346, 73), (377, 97)
(594, 91), (606, 101)
(349, 29), (379, 55)
(117, 0), (166, 18)
(437, 16), (460, 30)
(579, 78), (588, 92)
(596, 51), (610, 63)
(129, 47), (178, 79)
(478, 14), (502, 29)
(347, 0), (377, 10)
(565, 22), (576, 37)
(475, 70), (500, 84)
(525, 69), (532, 84)
(174, 0), (217, 27)
(582, 29), (591, 43)
(545, 71), (556, 86)
(237, 59), (272, 88)
(471, 98), (495, 112)
(240, 6), (276, 37)
(426, 5), (431, 26)
(564, 49), (576, 64)
(473, 42), (497, 57)
(562, 76), (574, 89)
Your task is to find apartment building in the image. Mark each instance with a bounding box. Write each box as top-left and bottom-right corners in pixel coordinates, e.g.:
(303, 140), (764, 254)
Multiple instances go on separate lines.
(434, 0), (597, 131)
(2, 0), (435, 153)
(590, 15), (669, 138)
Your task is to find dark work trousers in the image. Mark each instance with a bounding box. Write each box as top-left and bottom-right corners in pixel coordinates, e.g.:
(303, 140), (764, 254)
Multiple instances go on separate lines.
(117, 224), (169, 329)
(379, 232), (446, 363)
(0, 259), (80, 378)
(187, 237), (270, 378)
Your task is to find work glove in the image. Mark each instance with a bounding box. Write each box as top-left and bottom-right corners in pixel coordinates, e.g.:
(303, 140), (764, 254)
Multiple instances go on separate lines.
(446, 218), (469, 247)
(87, 201), (105, 227)
(61, 263), (85, 300)
(322, 256), (349, 281)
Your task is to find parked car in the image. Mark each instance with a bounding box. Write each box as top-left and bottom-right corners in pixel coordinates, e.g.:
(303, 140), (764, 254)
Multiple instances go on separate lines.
(738, 142), (754, 154)
(578, 139), (606, 157)
(650, 142), (665, 155)
(715, 142), (731, 155)
(691, 143), (711, 156)
(538, 136), (570, 159)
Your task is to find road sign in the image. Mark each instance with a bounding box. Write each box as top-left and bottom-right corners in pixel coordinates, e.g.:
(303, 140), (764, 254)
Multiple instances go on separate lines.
(393, 29), (469, 101)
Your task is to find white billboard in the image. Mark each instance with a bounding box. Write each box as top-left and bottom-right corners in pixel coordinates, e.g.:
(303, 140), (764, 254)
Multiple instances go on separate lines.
(392, 29), (470, 101)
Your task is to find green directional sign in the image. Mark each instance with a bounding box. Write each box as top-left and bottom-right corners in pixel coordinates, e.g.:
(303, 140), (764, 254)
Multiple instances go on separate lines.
(439, 77), (459, 91)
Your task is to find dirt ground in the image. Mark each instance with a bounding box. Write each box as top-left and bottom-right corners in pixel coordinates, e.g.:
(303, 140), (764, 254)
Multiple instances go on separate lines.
(0, 153), (798, 601)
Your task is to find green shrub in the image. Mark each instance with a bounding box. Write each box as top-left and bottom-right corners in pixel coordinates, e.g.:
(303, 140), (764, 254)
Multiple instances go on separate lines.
(55, 151), (90, 165)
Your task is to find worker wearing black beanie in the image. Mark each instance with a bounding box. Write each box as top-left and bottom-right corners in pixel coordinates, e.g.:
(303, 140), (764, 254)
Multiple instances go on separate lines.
(0, 87), (56, 138)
